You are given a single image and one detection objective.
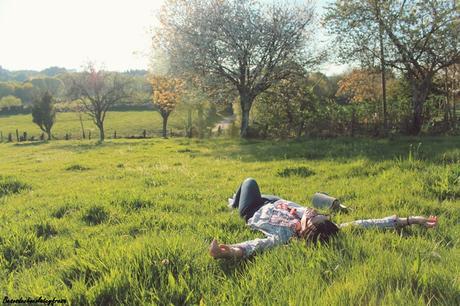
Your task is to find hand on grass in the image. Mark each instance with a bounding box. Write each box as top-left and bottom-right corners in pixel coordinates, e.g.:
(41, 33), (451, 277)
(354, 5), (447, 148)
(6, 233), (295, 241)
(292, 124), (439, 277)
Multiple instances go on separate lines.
(422, 215), (438, 228)
(410, 215), (438, 228)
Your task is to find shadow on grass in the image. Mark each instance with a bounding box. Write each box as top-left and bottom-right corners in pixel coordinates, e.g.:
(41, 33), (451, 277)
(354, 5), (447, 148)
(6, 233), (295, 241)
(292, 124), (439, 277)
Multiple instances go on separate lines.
(13, 141), (49, 147)
(31, 136), (460, 164)
(218, 256), (253, 277)
(55, 140), (150, 153)
(205, 136), (460, 163)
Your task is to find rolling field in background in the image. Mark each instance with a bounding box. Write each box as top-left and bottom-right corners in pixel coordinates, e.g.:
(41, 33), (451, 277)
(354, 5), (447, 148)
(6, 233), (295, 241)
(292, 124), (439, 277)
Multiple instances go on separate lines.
(0, 137), (459, 305)
(0, 111), (192, 140)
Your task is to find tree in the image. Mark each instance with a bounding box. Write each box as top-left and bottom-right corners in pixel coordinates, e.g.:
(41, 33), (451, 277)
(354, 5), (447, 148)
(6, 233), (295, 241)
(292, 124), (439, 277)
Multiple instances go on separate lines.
(151, 76), (182, 138)
(30, 77), (65, 98)
(325, 0), (460, 135)
(336, 69), (386, 134)
(32, 92), (56, 140)
(0, 82), (15, 99)
(14, 82), (36, 105)
(252, 70), (340, 138)
(154, 0), (317, 137)
(337, 69), (383, 104)
(69, 65), (130, 141)
(0, 95), (22, 111)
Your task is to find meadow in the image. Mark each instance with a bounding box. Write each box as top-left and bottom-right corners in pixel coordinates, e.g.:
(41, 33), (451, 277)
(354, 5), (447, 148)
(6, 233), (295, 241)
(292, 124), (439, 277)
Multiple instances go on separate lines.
(0, 136), (459, 305)
(0, 110), (192, 140)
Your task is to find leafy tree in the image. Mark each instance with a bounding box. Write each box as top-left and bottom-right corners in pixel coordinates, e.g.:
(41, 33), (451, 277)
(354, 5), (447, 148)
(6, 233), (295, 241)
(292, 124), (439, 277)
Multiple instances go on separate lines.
(151, 76), (183, 138)
(14, 82), (36, 105)
(32, 92), (56, 140)
(154, 0), (318, 137)
(252, 71), (333, 138)
(123, 76), (152, 105)
(325, 0), (460, 135)
(30, 77), (65, 98)
(0, 95), (22, 110)
(68, 64), (130, 141)
(336, 69), (385, 134)
(336, 69), (382, 104)
(0, 82), (15, 99)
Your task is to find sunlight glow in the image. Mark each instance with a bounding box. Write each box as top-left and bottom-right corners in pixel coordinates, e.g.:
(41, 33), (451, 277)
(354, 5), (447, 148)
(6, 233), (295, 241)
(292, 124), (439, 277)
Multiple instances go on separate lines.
(0, 0), (343, 75)
(0, 0), (164, 71)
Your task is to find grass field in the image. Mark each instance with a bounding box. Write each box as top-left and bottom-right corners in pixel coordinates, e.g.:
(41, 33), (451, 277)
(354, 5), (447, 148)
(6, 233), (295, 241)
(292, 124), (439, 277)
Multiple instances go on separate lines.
(0, 137), (459, 305)
(0, 111), (193, 140)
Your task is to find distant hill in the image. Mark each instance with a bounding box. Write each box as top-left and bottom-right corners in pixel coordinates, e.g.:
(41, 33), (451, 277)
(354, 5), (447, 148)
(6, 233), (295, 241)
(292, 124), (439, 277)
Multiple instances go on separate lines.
(0, 66), (148, 82)
(0, 66), (72, 82)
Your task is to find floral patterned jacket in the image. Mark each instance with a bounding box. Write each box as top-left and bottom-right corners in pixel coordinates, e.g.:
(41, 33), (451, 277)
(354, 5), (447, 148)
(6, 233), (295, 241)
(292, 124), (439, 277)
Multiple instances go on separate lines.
(231, 199), (399, 258)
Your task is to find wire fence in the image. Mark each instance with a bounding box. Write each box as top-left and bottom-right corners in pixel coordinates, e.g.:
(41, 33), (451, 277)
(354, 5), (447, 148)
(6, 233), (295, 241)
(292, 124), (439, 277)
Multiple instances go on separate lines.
(0, 125), (233, 143)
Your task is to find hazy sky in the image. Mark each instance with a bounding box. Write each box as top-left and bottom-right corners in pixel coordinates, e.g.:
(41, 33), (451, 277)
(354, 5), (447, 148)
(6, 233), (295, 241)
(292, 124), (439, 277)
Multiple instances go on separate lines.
(0, 0), (347, 75)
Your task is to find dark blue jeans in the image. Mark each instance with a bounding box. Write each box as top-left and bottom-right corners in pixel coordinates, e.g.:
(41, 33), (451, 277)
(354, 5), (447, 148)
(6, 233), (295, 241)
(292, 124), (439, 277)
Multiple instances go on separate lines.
(232, 178), (280, 221)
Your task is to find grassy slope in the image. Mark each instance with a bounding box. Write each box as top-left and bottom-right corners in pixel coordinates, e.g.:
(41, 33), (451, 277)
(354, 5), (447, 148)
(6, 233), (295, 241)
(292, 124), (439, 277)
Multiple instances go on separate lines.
(0, 137), (459, 305)
(0, 111), (189, 139)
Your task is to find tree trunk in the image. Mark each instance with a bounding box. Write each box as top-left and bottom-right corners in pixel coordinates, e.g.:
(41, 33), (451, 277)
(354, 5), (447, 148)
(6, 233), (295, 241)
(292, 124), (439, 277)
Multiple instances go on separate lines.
(187, 108), (192, 138)
(380, 55), (388, 133)
(409, 78), (431, 135)
(351, 107), (356, 137)
(452, 68), (457, 129)
(197, 105), (204, 138)
(296, 121), (304, 139)
(162, 115), (169, 138)
(46, 129), (51, 141)
(79, 113), (86, 139)
(97, 121), (105, 141)
(378, 8), (388, 134)
(453, 92), (457, 130)
(239, 90), (253, 138)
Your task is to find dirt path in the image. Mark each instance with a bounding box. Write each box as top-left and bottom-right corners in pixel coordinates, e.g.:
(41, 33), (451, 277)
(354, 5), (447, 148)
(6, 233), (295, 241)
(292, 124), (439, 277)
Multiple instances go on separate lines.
(212, 115), (236, 132)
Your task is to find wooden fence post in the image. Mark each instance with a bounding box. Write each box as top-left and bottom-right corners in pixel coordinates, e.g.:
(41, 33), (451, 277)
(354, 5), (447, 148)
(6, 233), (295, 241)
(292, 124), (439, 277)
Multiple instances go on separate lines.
(0, 131), (3, 142)
(16, 129), (19, 142)
(143, 130), (146, 138)
(8, 133), (13, 142)
(88, 130), (91, 140)
(114, 131), (117, 139)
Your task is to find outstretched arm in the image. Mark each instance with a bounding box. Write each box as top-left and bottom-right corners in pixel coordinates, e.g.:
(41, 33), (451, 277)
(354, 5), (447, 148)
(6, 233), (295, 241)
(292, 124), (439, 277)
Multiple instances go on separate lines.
(209, 234), (286, 259)
(339, 215), (438, 229)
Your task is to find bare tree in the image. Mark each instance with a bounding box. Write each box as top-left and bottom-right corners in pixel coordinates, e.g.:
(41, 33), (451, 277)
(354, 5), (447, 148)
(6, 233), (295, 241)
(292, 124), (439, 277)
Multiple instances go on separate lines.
(154, 0), (318, 137)
(325, 0), (460, 135)
(69, 64), (130, 141)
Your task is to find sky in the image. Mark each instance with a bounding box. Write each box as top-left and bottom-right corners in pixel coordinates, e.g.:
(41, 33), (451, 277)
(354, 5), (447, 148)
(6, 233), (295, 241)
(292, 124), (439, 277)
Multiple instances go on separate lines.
(0, 0), (348, 75)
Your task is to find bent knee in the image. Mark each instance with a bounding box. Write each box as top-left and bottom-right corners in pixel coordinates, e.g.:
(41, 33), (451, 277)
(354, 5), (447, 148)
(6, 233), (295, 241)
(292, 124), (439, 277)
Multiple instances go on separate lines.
(243, 177), (258, 186)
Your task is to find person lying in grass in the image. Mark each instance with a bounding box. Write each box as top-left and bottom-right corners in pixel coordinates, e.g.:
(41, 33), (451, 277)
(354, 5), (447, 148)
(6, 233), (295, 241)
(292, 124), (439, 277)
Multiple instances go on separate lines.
(209, 178), (438, 259)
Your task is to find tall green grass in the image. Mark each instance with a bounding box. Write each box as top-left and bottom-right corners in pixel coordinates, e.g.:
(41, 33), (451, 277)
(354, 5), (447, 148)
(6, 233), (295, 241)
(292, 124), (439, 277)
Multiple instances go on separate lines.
(0, 137), (458, 305)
